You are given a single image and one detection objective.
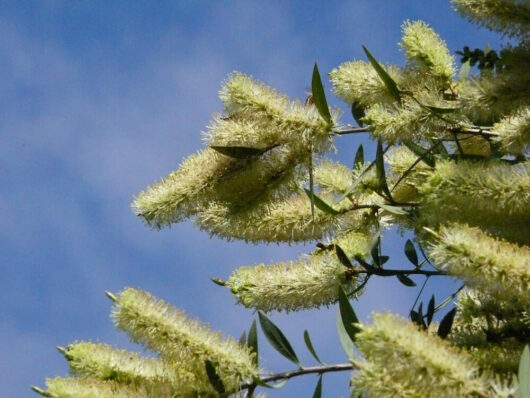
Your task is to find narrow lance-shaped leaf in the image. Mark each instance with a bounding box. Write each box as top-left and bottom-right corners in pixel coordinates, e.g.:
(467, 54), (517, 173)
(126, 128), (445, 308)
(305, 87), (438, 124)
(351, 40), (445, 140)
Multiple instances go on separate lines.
(238, 331), (247, 346)
(312, 63), (332, 123)
(258, 312), (300, 366)
(351, 102), (365, 127)
(378, 203), (410, 216)
(336, 309), (356, 360)
(205, 360), (226, 394)
(397, 274), (417, 287)
(304, 189), (340, 215)
(248, 319), (258, 366)
(353, 144), (364, 170)
(362, 45), (401, 103)
(335, 245), (353, 269)
(417, 302), (427, 330)
(312, 376), (323, 398)
(210, 145), (274, 159)
(427, 295), (435, 326)
(404, 239), (419, 267)
(304, 330), (324, 365)
(375, 140), (393, 201)
(404, 141), (436, 168)
(438, 307), (457, 339)
(338, 287), (360, 342)
(519, 345), (530, 398)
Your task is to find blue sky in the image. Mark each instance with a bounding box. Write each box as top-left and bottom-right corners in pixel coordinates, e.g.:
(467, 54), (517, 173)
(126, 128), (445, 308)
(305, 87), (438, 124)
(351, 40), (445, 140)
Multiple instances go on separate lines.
(1, 1), (505, 397)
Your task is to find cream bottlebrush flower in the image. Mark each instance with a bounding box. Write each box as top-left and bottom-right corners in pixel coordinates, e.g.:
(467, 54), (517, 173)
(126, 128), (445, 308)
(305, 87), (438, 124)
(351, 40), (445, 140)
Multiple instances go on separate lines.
(34, 377), (150, 398)
(313, 160), (353, 195)
(492, 106), (530, 155)
(428, 224), (530, 305)
(219, 72), (335, 154)
(131, 148), (238, 228)
(362, 100), (455, 143)
(59, 342), (207, 396)
(452, 0), (530, 39)
(195, 194), (339, 243)
(401, 20), (455, 83)
(386, 146), (433, 203)
(111, 288), (258, 391)
(225, 231), (371, 312)
(418, 159), (530, 242)
(352, 313), (487, 398)
(330, 61), (403, 107)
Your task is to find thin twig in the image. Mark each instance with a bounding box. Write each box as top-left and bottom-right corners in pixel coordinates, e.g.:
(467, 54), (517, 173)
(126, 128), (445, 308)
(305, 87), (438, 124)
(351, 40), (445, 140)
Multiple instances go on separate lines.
(333, 126), (371, 135)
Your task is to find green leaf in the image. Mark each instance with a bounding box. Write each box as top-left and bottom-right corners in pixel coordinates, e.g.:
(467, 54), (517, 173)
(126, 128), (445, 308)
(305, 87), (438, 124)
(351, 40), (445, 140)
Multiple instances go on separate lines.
(397, 274), (416, 287)
(404, 141), (435, 168)
(336, 309), (355, 360)
(378, 203), (410, 216)
(351, 102), (365, 127)
(424, 105), (460, 115)
(370, 235), (381, 266)
(335, 245), (353, 269)
(210, 145), (273, 159)
(312, 376), (322, 398)
(338, 287), (361, 343)
(375, 140), (392, 201)
(304, 189), (340, 215)
(238, 331), (247, 346)
(258, 312), (300, 366)
(427, 295), (435, 326)
(404, 239), (419, 267)
(312, 63), (332, 124)
(437, 308), (457, 339)
(248, 319), (258, 366)
(362, 45), (401, 103)
(458, 60), (471, 81)
(205, 360), (225, 394)
(304, 330), (324, 365)
(353, 144), (364, 170)
(519, 345), (530, 398)
(254, 378), (288, 389)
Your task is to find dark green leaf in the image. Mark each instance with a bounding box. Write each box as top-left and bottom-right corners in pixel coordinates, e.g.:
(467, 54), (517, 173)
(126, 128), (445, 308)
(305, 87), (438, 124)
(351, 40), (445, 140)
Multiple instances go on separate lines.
(312, 376), (322, 398)
(404, 141), (435, 168)
(312, 63), (332, 123)
(370, 236), (381, 266)
(427, 295), (435, 326)
(362, 46), (401, 103)
(304, 330), (323, 365)
(375, 140), (392, 201)
(378, 255), (389, 265)
(336, 309), (355, 359)
(258, 312), (300, 366)
(418, 303), (427, 330)
(424, 105), (459, 114)
(397, 274), (417, 287)
(404, 239), (419, 267)
(335, 245), (353, 269)
(205, 360), (225, 394)
(410, 310), (421, 326)
(353, 144), (364, 170)
(248, 319), (258, 366)
(338, 287), (360, 343)
(254, 378), (288, 389)
(519, 345), (530, 398)
(304, 189), (340, 215)
(378, 203), (410, 216)
(210, 145), (272, 159)
(239, 331), (247, 346)
(351, 102), (365, 127)
(437, 308), (457, 339)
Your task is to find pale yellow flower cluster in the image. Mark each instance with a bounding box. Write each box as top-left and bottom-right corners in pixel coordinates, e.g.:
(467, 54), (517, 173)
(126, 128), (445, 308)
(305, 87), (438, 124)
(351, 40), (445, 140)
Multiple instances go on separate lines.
(353, 313), (487, 397)
(225, 231), (371, 312)
(492, 106), (530, 155)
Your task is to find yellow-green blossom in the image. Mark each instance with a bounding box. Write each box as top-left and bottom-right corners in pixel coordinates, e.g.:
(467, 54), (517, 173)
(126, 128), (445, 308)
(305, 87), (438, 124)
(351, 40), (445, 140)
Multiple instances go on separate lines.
(418, 160), (530, 242)
(219, 72), (335, 153)
(452, 0), (530, 39)
(111, 288), (258, 390)
(60, 342), (208, 396)
(313, 160), (352, 195)
(330, 61), (403, 107)
(225, 231), (371, 312)
(34, 377), (149, 398)
(352, 313), (487, 397)
(401, 20), (455, 83)
(131, 148), (238, 228)
(428, 224), (530, 304)
(492, 106), (530, 155)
